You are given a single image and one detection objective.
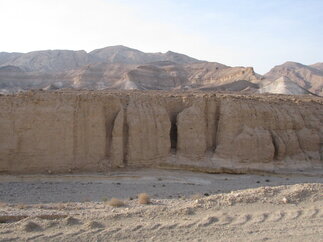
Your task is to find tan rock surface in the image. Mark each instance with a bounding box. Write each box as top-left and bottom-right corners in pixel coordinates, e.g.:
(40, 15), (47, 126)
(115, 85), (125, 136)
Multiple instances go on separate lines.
(110, 108), (125, 168)
(126, 99), (171, 165)
(177, 103), (207, 158)
(0, 91), (322, 174)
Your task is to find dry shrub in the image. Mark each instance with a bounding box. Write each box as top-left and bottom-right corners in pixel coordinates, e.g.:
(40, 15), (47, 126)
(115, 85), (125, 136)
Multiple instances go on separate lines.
(36, 204), (46, 209)
(190, 193), (203, 200)
(16, 203), (29, 209)
(65, 216), (80, 226)
(23, 221), (42, 232)
(138, 193), (150, 204)
(108, 198), (125, 207)
(87, 221), (104, 229)
(57, 203), (67, 210)
(0, 202), (7, 207)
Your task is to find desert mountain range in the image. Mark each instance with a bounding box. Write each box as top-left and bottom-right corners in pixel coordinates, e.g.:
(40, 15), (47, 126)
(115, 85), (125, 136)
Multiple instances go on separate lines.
(0, 45), (322, 96)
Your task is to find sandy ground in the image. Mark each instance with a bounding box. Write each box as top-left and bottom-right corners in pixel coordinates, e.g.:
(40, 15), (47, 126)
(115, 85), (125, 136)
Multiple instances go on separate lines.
(0, 169), (322, 241)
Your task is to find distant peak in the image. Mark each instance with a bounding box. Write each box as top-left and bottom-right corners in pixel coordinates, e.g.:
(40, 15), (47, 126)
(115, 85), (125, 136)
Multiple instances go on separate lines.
(90, 45), (142, 55)
(99, 45), (136, 51)
(281, 61), (305, 68)
(109, 45), (131, 49)
(165, 50), (181, 55)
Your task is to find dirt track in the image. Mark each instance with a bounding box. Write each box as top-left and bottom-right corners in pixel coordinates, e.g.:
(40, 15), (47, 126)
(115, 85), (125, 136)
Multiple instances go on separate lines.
(0, 169), (322, 204)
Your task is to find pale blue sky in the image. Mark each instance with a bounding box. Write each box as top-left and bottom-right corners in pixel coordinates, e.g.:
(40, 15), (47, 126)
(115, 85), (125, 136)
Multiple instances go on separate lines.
(0, 0), (322, 73)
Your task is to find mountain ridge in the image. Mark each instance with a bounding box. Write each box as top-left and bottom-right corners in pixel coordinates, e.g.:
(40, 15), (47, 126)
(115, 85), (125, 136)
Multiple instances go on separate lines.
(265, 61), (323, 96)
(0, 45), (201, 72)
(0, 46), (321, 95)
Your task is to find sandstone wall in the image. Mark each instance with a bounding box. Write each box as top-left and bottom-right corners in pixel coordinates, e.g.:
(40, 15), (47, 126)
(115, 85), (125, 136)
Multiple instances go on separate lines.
(0, 91), (322, 174)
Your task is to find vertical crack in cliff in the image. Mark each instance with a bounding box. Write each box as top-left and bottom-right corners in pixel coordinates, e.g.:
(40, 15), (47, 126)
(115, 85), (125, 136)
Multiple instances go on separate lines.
(297, 109), (311, 159)
(170, 116), (178, 154)
(213, 99), (221, 150)
(269, 105), (285, 161)
(285, 108), (306, 158)
(204, 98), (211, 151)
(270, 131), (279, 160)
(72, 95), (80, 170)
(104, 109), (114, 161)
(123, 102), (129, 166)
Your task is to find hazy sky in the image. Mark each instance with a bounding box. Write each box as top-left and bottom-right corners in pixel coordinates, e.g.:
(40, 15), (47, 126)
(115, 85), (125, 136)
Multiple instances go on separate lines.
(0, 0), (322, 73)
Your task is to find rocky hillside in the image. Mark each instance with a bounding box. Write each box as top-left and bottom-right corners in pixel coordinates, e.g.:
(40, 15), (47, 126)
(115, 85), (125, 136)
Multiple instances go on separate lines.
(0, 46), (321, 95)
(0, 50), (97, 72)
(310, 62), (323, 72)
(259, 76), (315, 95)
(264, 61), (323, 96)
(0, 46), (262, 93)
(0, 45), (200, 73)
(89, 46), (200, 64)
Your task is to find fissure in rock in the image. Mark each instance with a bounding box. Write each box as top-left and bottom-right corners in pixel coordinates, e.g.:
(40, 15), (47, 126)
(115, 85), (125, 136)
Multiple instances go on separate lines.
(170, 119), (178, 153)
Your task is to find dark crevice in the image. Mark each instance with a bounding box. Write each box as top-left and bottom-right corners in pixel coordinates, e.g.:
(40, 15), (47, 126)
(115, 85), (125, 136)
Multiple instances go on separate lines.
(123, 99), (130, 166)
(270, 132), (279, 160)
(105, 119), (112, 160)
(213, 100), (221, 150)
(170, 118), (178, 154)
(123, 108), (129, 166)
(105, 111), (116, 161)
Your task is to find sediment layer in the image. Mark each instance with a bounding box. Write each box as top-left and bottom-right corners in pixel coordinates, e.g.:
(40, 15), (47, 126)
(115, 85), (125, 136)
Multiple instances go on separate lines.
(0, 91), (322, 173)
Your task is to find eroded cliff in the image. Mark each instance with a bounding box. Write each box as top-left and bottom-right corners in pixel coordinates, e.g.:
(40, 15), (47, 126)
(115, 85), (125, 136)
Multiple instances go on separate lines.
(0, 91), (322, 174)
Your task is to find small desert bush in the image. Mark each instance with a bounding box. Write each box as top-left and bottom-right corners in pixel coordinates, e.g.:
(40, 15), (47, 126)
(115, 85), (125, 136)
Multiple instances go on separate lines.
(0, 202), (7, 207)
(138, 193), (150, 204)
(23, 221), (42, 232)
(57, 203), (67, 210)
(190, 193), (203, 200)
(36, 204), (47, 209)
(16, 203), (29, 209)
(107, 198), (125, 207)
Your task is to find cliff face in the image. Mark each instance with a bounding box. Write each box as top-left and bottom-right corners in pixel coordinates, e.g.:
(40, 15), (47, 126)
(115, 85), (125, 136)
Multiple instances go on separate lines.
(0, 91), (322, 174)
